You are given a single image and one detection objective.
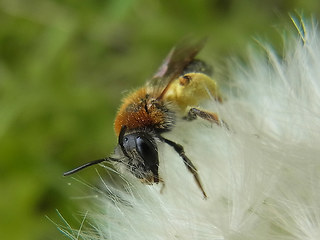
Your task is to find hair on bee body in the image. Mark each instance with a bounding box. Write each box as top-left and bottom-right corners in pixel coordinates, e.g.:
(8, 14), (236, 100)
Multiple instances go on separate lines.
(64, 38), (226, 199)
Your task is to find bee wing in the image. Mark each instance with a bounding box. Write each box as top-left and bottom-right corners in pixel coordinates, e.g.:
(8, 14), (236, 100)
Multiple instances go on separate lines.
(147, 38), (207, 99)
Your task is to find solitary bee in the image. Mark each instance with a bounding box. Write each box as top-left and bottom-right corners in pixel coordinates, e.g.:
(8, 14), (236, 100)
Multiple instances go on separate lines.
(64, 39), (223, 198)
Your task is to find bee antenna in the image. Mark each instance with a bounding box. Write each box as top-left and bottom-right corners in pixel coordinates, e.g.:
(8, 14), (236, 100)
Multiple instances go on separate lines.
(63, 158), (109, 176)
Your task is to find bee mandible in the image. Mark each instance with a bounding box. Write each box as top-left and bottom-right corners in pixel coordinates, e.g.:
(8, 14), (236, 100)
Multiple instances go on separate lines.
(64, 39), (224, 198)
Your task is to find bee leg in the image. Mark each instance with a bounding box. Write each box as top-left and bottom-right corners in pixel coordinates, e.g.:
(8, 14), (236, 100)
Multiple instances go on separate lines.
(159, 136), (207, 199)
(159, 178), (165, 194)
(186, 107), (219, 124)
(185, 107), (229, 128)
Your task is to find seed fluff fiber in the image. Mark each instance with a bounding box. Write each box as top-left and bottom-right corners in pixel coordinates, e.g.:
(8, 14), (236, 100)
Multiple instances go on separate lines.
(62, 18), (320, 240)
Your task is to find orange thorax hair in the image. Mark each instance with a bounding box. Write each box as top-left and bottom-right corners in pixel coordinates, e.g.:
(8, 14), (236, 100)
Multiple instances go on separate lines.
(114, 88), (173, 136)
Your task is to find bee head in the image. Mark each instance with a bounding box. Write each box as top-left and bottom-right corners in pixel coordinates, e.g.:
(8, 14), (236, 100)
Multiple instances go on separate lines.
(117, 126), (159, 182)
(63, 126), (159, 183)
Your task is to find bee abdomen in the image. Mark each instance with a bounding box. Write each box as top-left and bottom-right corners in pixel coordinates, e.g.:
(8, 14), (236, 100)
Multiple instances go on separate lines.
(182, 59), (213, 76)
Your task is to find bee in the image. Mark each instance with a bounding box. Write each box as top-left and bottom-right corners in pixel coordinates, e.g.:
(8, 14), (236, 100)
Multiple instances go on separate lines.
(64, 39), (223, 198)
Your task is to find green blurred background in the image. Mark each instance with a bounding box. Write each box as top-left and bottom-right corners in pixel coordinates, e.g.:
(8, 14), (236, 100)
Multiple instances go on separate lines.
(1, 0), (319, 239)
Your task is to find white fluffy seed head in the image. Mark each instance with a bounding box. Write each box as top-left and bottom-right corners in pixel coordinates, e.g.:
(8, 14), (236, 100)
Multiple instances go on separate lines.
(64, 18), (320, 240)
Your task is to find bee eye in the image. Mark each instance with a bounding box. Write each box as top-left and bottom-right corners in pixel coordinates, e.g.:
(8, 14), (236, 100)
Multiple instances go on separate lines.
(136, 136), (158, 167)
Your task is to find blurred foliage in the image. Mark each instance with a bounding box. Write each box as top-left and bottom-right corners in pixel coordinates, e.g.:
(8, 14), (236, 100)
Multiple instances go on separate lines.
(0, 0), (319, 239)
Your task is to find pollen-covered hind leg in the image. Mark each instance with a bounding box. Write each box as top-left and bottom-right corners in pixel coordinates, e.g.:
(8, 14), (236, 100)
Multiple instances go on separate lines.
(159, 136), (207, 199)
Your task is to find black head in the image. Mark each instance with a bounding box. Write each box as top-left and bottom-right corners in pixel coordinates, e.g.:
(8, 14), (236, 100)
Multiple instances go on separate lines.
(63, 126), (160, 183)
(118, 126), (159, 182)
